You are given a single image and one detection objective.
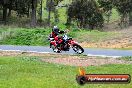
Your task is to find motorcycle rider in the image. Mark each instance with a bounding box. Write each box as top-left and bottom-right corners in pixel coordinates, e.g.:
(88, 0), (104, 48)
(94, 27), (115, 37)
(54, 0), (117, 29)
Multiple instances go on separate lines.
(49, 26), (64, 50)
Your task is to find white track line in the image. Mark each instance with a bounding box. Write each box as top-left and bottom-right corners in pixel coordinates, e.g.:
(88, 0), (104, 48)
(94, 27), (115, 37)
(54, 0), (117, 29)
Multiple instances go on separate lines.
(0, 49), (51, 54)
(0, 49), (121, 58)
(87, 54), (121, 58)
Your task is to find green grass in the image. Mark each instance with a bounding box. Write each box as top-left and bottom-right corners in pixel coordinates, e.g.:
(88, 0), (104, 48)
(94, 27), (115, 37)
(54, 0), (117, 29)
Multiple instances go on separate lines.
(0, 27), (51, 46)
(0, 26), (117, 45)
(0, 56), (132, 88)
(118, 56), (132, 61)
(0, 26), (10, 33)
(68, 29), (117, 43)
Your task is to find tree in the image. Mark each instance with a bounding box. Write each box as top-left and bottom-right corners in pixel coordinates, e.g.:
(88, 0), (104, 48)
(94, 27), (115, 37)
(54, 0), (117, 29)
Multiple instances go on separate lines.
(54, 0), (63, 23)
(113, 0), (132, 28)
(129, 11), (132, 26)
(98, 0), (113, 23)
(0, 0), (39, 27)
(67, 0), (104, 29)
(31, 0), (37, 27)
(1, 0), (10, 25)
(7, 0), (13, 17)
(46, 0), (53, 26)
(15, 0), (31, 17)
(46, 0), (63, 26)
(14, 0), (38, 27)
(1, 0), (30, 24)
(38, 0), (43, 22)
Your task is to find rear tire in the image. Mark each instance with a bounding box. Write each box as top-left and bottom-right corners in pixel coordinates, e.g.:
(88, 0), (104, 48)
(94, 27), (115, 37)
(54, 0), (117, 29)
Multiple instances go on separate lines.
(73, 44), (84, 54)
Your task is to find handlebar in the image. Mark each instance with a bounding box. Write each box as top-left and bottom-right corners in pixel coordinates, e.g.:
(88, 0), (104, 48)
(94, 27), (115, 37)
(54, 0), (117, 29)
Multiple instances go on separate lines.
(59, 31), (65, 34)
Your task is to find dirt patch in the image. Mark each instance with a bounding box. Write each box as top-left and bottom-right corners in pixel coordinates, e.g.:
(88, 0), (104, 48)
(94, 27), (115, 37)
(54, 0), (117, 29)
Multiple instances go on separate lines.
(1, 50), (132, 66)
(80, 27), (132, 49)
(42, 57), (132, 66)
(80, 38), (132, 49)
(0, 51), (22, 56)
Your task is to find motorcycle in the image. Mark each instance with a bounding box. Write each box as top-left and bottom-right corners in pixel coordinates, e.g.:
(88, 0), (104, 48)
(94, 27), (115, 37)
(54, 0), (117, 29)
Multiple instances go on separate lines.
(49, 31), (84, 54)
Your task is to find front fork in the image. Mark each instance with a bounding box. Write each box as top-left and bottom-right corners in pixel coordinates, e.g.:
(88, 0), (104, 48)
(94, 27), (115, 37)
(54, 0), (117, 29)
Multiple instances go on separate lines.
(50, 43), (52, 48)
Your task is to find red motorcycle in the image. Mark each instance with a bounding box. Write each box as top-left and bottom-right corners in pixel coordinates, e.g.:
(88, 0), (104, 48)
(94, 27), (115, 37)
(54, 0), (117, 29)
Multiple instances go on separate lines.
(49, 32), (84, 54)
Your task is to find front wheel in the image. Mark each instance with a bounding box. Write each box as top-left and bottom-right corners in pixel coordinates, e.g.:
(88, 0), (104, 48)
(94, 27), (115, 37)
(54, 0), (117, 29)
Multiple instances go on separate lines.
(51, 44), (61, 53)
(72, 44), (84, 54)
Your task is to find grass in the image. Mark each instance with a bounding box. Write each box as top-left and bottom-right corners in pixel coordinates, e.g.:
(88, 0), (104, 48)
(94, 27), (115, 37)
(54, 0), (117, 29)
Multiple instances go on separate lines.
(68, 29), (117, 43)
(118, 56), (132, 61)
(0, 27), (51, 46)
(0, 26), (117, 46)
(0, 56), (132, 88)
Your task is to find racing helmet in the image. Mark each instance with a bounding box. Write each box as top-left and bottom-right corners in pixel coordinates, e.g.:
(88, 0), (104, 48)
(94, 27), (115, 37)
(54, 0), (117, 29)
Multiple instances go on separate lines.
(53, 26), (59, 35)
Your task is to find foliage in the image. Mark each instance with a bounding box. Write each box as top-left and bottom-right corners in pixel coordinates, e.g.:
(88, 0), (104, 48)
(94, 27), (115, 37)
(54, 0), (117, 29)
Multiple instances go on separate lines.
(113, 0), (132, 27)
(1, 0), (132, 28)
(114, 0), (132, 15)
(46, 0), (63, 25)
(1, 0), (30, 16)
(0, 26), (117, 45)
(46, 0), (63, 10)
(0, 28), (51, 45)
(15, 0), (31, 17)
(67, 0), (104, 29)
(1, 0), (38, 26)
(98, 0), (113, 12)
(98, 0), (113, 23)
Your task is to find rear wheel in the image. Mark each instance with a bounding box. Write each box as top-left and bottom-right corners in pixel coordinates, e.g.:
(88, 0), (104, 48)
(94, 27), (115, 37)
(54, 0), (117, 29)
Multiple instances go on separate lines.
(72, 44), (84, 54)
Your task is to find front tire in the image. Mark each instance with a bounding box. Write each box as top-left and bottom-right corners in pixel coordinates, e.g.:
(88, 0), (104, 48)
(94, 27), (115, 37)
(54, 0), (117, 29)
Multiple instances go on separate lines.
(51, 44), (61, 53)
(72, 44), (84, 54)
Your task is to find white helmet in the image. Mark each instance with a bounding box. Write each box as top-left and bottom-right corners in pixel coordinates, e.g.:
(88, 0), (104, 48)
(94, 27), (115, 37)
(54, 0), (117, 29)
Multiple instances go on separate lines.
(53, 26), (59, 34)
(53, 26), (58, 29)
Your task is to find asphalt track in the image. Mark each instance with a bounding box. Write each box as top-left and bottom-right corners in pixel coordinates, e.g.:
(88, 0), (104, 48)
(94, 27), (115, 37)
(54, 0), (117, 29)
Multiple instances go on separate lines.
(0, 45), (132, 58)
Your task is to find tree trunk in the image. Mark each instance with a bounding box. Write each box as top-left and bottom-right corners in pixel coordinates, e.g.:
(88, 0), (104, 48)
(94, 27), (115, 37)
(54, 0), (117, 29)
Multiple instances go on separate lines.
(8, 8), (11, 17)
(120, 13), (129, 29)
(106, 9), (112, 23)
(48, 9), (51, 26)
(66, 16), (71, 25)
(39, 0), (43, 22)
(3, 4), (7, 25)
(47, 0), (52, 26)
(54, 9), (59, 23)
(31, 0), (37, 27)
(27, 5), (30, 18)
(8, 0), (13, 17)
(129, 12), (132, 26)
